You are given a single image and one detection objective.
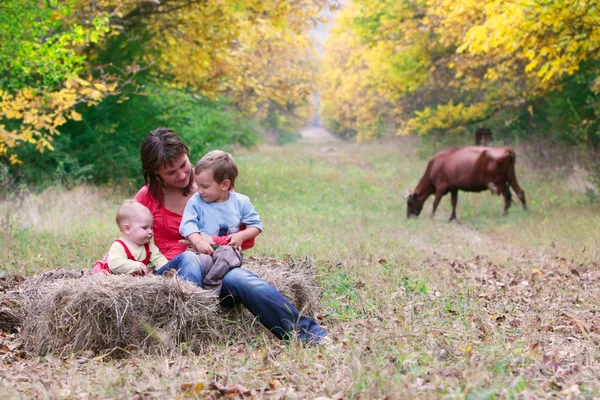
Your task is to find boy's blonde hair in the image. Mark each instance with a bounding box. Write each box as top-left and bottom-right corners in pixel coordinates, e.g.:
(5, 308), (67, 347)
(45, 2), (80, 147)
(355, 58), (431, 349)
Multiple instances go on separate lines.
(116, 200), (152, 229)
(195, 150), (238, 188)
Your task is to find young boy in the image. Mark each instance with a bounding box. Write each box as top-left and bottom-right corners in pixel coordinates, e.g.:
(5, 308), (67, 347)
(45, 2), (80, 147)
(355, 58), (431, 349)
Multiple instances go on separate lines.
(180, 150), (262, 294)
(105, 200), (169, 275)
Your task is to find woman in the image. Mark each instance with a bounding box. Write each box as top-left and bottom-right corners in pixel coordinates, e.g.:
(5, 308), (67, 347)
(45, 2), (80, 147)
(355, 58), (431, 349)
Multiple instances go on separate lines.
(135, 127), (328, 344)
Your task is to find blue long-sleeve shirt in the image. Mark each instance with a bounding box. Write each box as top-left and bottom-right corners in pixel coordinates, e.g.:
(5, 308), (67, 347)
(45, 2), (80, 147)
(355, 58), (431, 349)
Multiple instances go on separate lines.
(180, 192), (263, 238)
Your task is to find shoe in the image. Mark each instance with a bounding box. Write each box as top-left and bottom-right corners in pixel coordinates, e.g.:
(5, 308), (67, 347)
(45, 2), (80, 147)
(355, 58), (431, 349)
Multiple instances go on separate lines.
(312, 335), (335, 349)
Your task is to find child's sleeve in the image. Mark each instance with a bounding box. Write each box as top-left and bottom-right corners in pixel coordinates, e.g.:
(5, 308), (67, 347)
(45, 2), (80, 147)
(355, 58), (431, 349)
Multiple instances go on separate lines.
(240, 199), (263, 232)
(180, 194), (203, 238)
(149, 242), (168, 270)
(107, 242), (144, 275)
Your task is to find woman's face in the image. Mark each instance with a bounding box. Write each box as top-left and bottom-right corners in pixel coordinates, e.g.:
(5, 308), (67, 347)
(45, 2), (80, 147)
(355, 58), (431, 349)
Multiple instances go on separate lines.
(155, 154), (192, 190)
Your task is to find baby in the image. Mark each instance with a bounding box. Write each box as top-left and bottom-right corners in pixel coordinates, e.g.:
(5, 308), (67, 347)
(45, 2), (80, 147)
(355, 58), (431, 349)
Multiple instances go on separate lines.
(101, 200), (169, 275)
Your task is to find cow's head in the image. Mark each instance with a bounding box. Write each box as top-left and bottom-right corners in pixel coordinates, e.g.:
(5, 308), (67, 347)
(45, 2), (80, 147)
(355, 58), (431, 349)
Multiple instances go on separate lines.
(406, 192), (423, 218)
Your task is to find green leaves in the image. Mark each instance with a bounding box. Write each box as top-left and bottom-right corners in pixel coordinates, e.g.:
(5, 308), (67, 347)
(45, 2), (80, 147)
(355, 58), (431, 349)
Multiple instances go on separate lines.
(0, 1), (110, 92)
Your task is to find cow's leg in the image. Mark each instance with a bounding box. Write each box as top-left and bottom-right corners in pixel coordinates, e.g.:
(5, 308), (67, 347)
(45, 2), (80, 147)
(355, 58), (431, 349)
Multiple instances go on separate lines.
(431, 187), (445, 217)
(450, 190), (459, 220)
(503, 185), (512, 215)
(508, 156), (527, 210)
(509, 178), (527, 210)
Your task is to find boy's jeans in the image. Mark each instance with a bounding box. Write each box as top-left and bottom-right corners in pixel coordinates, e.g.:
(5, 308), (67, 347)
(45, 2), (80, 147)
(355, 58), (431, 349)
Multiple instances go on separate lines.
(155, 251), (327, 343)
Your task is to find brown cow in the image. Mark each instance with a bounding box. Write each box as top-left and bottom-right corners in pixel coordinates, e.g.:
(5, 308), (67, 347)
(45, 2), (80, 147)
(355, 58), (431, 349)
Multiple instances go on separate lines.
(406, 146), (527, 220)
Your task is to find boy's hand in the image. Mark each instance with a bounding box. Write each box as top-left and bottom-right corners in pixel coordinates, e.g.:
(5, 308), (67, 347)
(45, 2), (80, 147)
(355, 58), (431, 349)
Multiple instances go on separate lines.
(194, 240), (215, 255)
(227, 227), (261, 251)
(186, 232), (214, 255)
(226, 233), (244, 251)
(199, 233), (215, 245)
(179, 233), (215, 252)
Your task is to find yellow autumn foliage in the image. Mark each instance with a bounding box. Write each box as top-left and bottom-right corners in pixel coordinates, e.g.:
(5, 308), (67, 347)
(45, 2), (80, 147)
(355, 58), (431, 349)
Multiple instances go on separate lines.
(0, 78), (121, 162)
(81, 0), (333, 116)
(1, 0), (338, 162)
(320, 2), (414, 141)
(320, 0), (600, 139)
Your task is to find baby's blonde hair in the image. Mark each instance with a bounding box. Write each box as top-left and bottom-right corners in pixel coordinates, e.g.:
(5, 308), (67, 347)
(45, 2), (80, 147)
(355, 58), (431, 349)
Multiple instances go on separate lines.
(116, 200), (152, 229)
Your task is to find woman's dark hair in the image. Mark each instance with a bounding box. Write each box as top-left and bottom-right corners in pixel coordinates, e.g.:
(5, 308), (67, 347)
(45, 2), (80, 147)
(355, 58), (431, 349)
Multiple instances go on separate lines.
(140, 128), (194, 204)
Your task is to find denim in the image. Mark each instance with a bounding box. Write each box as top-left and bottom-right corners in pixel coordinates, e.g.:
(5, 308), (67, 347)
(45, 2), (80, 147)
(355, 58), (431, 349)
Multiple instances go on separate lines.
(156, 251), (327, 343)
(219, 268), (327, 342)
(155, 251), (204, 285)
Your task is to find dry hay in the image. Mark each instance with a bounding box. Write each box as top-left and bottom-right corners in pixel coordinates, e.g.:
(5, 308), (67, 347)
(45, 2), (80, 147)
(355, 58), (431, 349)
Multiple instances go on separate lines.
(243, 256), (321, 318)
(0, 256), (321, 357)
(0, 273), (26, 333)
(21, 273), (226, 357)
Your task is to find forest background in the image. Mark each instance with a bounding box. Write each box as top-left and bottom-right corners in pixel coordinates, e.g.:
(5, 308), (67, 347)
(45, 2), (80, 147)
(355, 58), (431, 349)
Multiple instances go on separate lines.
(2, 1), (600, 398)
(1, 0), (600, 189)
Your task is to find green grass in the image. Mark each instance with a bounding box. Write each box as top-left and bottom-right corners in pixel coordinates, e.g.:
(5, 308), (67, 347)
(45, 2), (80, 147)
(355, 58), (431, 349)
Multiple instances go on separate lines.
(1, 138), (599, 398)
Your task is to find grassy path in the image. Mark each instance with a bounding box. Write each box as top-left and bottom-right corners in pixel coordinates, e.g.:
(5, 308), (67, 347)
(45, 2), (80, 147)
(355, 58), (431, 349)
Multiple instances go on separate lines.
(1, 138), (600, 398)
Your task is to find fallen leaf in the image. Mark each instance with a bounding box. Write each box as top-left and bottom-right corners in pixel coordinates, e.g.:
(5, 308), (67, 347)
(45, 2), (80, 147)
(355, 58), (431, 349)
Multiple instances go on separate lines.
(528, 342), (542, 358)
(179, 383), (204, 398)
(563, 312), (589, 336)
(543, 355), (560, 370)
(226, 384), (252, 396)
(207, 382), (253, 397)
(332, 392), (345, 400)
(269, 379), (281, 390)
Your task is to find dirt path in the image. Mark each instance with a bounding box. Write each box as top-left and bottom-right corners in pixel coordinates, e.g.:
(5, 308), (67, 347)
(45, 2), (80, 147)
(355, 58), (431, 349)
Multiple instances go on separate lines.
(299, 126), (339, 143)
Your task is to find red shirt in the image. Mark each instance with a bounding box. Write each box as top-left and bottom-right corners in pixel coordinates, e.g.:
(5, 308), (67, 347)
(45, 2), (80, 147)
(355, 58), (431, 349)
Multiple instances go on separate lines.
(135, 186), (188, 260)
(135, 186), (255, 260)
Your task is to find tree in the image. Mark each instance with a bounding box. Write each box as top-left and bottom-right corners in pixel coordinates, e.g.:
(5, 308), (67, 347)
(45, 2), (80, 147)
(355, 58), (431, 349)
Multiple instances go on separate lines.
(1, 0), (341, 164)
(78, 0), (338, 125)
(0, 0), (126, 163)
(320, 0), (600, 144)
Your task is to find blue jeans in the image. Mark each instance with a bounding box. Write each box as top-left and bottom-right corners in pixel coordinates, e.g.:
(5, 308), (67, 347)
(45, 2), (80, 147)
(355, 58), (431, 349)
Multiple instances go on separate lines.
(156, 251), (204, 284)
(156, 251), (327, 343)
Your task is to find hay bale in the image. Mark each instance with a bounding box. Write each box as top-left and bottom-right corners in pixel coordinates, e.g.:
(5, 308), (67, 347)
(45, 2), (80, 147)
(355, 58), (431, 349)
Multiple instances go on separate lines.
(244, 256), (321, 318)
(20, 273), (228, 356)
(0, 305), (23, 333)
(7, 256), (321, 356)
(21, 269), (86, 289)
(0, 273), (26, 333)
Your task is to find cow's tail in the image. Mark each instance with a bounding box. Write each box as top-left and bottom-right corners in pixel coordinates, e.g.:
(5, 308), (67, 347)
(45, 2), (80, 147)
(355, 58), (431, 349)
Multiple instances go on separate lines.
(507, 149), (516, 182)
